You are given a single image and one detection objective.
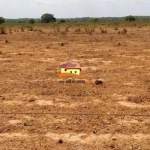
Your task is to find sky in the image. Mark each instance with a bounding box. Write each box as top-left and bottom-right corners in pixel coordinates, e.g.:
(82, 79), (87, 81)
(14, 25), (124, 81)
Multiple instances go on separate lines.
(0, 0), (150, 19)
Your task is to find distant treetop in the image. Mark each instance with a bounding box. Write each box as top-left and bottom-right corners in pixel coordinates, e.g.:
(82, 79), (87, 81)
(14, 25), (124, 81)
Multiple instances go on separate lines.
(90, 18), (99, 23)
(28, 18), (36, 24)
(0, 17), (5, 24)
(41, 13), (56, 23)
(124, 15), (136, 22)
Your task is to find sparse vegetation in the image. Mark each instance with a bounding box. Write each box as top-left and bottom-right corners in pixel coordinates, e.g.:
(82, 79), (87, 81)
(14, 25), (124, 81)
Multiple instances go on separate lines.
(60, 31), (66, 36)
(123, 28), (127, 34)
(56, 26), (60, 32)
(0, 21), (150, 149)
(75, 28), (81, 33)
(65, 25), (71, 32)
(114, 27), (118, 30)
(28, 18), (36, 24)
(9, 28), (12, 34)
(60, 19), (66, 23)
(38, 29), (43, 33)
(90, 18), (99, 23)
(21, 26), (24, 32)
(127, 94), (150, 104)
(0, 17), (5, 24)
(26, 25), (33, 31)
(100, 28), (107, 33)
(0, 26), (6, 34)
(117, 28), (127, 34)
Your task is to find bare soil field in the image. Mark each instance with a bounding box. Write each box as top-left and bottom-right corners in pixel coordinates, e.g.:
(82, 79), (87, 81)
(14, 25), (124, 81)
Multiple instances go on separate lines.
(0, 23), (150, 149)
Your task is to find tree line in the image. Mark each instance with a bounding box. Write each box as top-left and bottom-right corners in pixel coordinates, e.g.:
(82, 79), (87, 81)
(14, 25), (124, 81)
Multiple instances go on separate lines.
(1, 14), (150, 24)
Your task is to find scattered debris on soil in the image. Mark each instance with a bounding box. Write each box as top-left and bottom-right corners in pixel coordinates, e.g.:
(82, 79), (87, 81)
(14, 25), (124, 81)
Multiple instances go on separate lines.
(61, 43), (64, 46)
(5, 40), (8, 43)
(58, 139), (63, 144)
(0, 23), (150, 149)
(95, 80), (103, 85)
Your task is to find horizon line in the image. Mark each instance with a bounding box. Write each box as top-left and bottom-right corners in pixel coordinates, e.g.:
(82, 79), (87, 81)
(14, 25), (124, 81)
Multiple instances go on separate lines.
(5, 15), (150, 20)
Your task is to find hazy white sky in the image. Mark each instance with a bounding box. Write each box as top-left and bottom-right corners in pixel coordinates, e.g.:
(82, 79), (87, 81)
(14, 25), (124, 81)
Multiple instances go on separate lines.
(0, 0), (150, 19)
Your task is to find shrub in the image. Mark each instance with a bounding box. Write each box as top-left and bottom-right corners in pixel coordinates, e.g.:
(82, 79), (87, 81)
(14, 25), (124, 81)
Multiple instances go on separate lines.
(56, 26), (60, 32)
(100, 28), (107, 33)
(75, 28), (81, 33)
(85, 28), (90, 33)
(60, 19), (66, 23)
(114, 27), (118, 30)
(127, 94), (149, 104)
(61, 31), (66, 36)
(65, 25), (71, 32)
(38, 29), (43, 33)
(90, 27), (95, 32)
(90, 18), (99, 23)
(9, 28), (12, 34)
(29, 26), (33, 31)
(21, 26), (24, 32)
(117, 28), (127, 34)
(122, 28), (127, 34)
(0, 26), (6, 34)
(114, 22), (119, 25)
(28, 18), (35, 24)
(27, 25), (33, 31)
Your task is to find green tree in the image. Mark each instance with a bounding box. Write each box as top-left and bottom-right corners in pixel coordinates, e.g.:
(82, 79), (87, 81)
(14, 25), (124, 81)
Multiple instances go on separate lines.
(60, 19), (66, 23)
(28, 18), (35, 24)
(124, 15), (136, 22)
(0, 17), (5, 24)
(41, 13), (56, 23)
(90, 18), (99, 23)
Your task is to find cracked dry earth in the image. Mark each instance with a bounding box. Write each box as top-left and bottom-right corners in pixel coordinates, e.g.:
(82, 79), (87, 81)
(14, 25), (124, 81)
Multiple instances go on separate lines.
(0, 24), (150, 150)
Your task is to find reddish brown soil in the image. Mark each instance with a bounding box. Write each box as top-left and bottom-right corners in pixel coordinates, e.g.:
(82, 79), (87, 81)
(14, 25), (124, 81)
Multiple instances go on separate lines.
(0, 23), (150, 149)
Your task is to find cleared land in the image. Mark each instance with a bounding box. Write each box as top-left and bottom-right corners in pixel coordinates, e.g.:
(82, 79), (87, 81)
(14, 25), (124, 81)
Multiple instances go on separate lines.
(0, 22), (150, 149)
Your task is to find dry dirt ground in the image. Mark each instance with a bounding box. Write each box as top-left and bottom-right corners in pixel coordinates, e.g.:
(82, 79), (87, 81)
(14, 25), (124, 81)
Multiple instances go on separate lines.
(0, 23), (150, 149)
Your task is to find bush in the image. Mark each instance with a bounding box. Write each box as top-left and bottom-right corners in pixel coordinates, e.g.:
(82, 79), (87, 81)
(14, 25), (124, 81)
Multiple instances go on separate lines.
(117, 28), (127, 34)
(60, 19), (66, 23)
(0, 26), (6, 34)
(65, 26), (70, 32)
(26, 25), (33, 31)
(90, 18), (99, 23)
(84, 28), (90, 33)
(56, 26), (60, 32)
(61, 31), (66, 36)
(100, 28), (107, 33)
(21, 26), (24, 32)
(38, 29), (43, 33)
(90, 27), (95, 32)
(29, 26), (33, 31)
(9, 28), (12, 34)
(75, 28), (81, 33)
(123, 28), (127, 34)
(28, 18), (35, 24)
